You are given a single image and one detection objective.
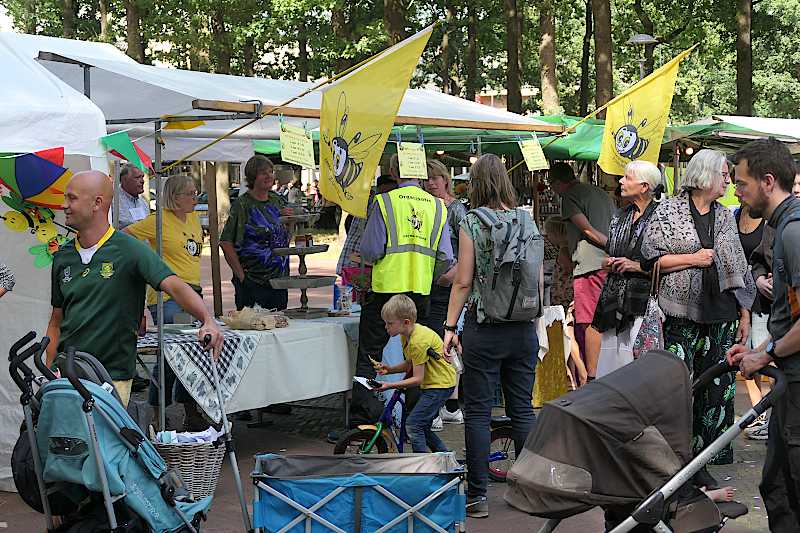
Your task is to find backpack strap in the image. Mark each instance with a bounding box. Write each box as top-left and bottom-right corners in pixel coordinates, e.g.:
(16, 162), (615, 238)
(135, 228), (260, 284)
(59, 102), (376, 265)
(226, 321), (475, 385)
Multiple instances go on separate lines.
(470, 207), (515, 289)
(774, 210), (800, 283)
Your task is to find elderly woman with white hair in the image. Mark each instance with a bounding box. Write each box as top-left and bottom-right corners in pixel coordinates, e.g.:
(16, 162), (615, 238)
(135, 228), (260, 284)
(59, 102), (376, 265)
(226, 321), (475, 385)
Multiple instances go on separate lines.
(593, 161), (664, 377)
(642, 149), (755, 466)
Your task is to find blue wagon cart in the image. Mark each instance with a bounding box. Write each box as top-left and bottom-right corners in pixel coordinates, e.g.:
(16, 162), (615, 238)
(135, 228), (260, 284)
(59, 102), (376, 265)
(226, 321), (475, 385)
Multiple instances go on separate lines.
(252, 453), (467, 532)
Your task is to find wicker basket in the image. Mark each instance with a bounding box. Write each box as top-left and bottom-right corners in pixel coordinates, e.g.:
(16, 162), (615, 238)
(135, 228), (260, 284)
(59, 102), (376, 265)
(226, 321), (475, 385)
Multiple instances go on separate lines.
(153, 440), (226, 500)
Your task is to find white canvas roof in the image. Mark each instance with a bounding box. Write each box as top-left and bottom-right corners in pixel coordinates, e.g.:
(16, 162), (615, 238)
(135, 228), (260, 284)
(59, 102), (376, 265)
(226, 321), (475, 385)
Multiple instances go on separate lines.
(1, 32), (560, 162)
(0, 31), (108, 491)
(712, 115), (800, 142)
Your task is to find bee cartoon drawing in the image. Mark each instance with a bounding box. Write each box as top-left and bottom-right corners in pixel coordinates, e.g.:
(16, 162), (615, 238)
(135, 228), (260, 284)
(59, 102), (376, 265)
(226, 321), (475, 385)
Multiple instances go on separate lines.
(611, 104), (665, 162)
(322, 92), (382, 199)
(407, 207), (423, 231)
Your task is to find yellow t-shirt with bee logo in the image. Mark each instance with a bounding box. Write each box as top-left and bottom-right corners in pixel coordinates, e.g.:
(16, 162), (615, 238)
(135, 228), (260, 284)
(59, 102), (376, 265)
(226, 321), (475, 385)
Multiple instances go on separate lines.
(126, 210), (203, 305)
(401, 324), (456, 390)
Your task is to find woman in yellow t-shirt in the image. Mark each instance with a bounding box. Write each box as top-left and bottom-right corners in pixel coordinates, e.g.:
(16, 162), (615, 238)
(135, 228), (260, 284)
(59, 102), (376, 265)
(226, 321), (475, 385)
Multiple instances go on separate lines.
(125, 174), (206, 430)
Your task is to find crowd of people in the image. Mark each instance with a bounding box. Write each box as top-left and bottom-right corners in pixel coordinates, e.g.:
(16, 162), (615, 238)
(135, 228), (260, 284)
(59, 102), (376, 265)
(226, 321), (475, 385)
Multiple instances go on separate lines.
(5, 136), (800, 528)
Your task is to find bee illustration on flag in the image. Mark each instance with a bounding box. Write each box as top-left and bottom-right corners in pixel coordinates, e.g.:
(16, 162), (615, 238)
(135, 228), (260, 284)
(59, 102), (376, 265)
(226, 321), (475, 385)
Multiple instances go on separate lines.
(321, 92), (381, 200)
(612, 104), (666, 162)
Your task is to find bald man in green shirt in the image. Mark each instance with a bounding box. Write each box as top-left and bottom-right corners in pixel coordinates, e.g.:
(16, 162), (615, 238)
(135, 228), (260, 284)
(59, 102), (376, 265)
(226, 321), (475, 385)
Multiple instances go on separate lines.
(46, 170), (222, 406)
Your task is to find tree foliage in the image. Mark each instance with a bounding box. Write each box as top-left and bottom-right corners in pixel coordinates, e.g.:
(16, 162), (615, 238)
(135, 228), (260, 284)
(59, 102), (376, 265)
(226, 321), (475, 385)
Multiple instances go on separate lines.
(2, 0), (799, 123)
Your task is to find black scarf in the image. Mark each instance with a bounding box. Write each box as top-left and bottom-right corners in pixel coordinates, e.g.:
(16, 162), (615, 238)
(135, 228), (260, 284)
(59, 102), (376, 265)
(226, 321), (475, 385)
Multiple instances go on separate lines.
(592, 201), (657, 334)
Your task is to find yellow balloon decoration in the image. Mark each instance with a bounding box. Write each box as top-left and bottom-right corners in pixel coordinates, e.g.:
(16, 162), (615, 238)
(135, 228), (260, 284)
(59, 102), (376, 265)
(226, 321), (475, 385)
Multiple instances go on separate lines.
(4, 211), (27, 232)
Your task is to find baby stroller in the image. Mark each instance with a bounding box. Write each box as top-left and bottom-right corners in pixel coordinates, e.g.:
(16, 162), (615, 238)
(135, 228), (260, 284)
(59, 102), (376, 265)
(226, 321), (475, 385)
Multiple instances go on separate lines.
(504, 348), (786, 533)
(9, 332), (212, 532)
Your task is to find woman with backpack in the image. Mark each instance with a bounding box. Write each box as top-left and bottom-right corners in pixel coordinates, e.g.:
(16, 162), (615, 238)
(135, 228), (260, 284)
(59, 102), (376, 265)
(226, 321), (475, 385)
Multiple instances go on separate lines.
(443, 154), (543, 519)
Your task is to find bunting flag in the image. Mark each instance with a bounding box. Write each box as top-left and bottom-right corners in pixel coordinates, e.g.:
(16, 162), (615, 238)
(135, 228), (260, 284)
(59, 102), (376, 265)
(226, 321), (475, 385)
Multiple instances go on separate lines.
(162, 115), (206, 130)
(0, 149), (73, 208)
(598, 45), (698, 176)
(319, 26), (433, 218)
(101, 131), (151, 172)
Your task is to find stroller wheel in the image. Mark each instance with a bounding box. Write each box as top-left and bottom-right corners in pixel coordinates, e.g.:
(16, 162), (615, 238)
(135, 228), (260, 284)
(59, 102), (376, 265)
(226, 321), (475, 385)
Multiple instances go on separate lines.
(488, 425), (515, 482)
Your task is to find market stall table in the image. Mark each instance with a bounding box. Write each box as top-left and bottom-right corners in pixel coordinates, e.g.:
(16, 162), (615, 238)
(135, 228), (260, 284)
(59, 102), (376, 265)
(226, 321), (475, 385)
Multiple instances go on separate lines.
(136, 316), (359, 423)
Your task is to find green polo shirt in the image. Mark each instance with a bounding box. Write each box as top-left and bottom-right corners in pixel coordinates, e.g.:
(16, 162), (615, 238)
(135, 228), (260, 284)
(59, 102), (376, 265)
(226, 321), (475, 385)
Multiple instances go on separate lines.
(51, 227), (174, 380)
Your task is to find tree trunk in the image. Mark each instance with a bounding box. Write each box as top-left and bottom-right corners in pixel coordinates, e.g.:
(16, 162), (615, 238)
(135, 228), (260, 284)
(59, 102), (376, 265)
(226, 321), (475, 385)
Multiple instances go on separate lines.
(440, 5), (455, 94)
(504, 0), (522, 113)
(591, 0), (613, 115)
(98, 0), (110, 41)
(210, 7), (231, 74)
(539, 0), (560, 114)
(332, 6), (355, 71)
(297, 34), (309, 81)
(243, 36), (255, 76)
(124, 0), (145, 62)
(62, 0), (76, 38)
(384, 0), (407, 45)
(736, 0), (753, 115)
(23, 0), (36, 33)
(465, 1), (479, 102)
(579, 0), (593, 116)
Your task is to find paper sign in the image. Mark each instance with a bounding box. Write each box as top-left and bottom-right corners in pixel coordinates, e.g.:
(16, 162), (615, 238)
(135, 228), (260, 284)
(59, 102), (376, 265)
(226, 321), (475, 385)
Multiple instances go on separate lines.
(397, 141), (428, 181)
(280, 124), (316, 169)
(519, 138), (550, 171)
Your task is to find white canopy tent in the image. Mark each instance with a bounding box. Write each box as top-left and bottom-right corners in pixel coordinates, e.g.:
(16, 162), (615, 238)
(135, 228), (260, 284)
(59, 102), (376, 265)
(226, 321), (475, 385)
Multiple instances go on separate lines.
(0, 32), (560, 163)
(0, 32), (108, 491)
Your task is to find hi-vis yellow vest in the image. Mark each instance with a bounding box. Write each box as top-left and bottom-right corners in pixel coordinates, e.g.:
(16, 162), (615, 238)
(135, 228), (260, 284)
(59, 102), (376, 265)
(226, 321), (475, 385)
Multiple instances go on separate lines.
(372, 187), (446, 295)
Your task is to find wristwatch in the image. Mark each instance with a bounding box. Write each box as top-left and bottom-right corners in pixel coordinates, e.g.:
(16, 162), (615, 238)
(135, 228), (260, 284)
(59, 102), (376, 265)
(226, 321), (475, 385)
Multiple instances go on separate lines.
(443, 322), (458, 333)
(765, 341), (778, 360)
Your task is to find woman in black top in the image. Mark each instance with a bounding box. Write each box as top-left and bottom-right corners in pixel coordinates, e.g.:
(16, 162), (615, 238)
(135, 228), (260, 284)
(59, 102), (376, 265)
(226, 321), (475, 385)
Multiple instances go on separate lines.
(593, 161), (662, 377)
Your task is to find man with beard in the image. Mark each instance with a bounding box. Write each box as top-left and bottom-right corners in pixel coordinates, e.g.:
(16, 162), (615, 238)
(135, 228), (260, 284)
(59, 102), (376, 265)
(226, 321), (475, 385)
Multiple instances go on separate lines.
(727, 138), (800, 532)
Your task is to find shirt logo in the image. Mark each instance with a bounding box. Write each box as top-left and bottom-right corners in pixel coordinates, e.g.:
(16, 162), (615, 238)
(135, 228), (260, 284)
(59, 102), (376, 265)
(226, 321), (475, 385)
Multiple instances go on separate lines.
(62, 266), (72, 284)
(100, 262), (115, 279)
(407, 207), (423, 232)
(185, 238), (201, 257)
(81, 268), (90, 278)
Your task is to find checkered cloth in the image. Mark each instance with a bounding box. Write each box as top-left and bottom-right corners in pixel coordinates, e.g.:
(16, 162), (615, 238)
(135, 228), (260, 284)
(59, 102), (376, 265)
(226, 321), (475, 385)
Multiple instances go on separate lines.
(137, 330), (259, 422)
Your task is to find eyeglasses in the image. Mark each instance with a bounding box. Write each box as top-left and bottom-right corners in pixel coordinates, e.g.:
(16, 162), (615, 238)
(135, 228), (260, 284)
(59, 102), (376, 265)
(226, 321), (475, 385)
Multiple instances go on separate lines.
(720, 171), (731, 180)
(178, 191), (199, 198)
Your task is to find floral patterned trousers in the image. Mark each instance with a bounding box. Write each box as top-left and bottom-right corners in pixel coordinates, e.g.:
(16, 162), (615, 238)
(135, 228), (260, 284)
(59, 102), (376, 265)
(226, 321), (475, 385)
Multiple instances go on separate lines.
(663, 317), (738, 465)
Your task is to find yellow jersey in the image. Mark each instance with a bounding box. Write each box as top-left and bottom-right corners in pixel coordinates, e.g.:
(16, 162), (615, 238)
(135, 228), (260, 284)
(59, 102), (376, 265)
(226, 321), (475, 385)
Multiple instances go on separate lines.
(402, 324), (456, 390)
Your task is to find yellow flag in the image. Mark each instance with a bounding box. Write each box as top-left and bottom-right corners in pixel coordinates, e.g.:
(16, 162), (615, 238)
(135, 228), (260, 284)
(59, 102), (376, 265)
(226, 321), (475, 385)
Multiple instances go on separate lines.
(319, 26), (433, 218)
(598, 45), (698, 176)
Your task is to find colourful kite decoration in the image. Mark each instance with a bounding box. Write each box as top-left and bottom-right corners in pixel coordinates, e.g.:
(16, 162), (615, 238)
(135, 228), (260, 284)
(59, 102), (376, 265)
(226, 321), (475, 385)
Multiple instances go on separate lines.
(0, 148), (73, 209)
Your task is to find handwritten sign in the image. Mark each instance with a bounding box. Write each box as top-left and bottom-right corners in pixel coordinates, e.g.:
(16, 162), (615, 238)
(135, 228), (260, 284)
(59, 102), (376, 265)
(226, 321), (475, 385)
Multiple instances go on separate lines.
(519, 138), (549, 171)
(280, 124), (316, 169)
(397, 142), (428, 181)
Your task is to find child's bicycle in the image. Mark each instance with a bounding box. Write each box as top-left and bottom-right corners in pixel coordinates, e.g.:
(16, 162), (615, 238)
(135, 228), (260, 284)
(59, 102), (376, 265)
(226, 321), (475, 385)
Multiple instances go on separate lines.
(333, 387), (517, 482)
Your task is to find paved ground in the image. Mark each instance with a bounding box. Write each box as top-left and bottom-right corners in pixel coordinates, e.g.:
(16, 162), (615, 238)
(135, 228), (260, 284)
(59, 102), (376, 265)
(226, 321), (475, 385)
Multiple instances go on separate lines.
(1, 241), (771, 531)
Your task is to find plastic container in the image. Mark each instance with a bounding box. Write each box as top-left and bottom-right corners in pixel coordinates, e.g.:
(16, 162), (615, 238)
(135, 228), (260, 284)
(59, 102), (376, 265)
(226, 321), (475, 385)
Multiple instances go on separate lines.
(449, 348), (464, 374)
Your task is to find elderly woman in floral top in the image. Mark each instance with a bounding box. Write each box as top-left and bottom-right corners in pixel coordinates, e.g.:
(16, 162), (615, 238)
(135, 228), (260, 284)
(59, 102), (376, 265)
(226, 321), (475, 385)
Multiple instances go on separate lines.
(0, 263), (15, 298)
(642, 149), (754, 466)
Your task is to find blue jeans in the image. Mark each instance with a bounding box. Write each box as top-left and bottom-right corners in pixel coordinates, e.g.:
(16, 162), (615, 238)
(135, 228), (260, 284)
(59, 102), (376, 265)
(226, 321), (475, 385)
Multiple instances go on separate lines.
(147, 300), (191, 406)
(461, 311), (538, 498)
(407, 387), (454, 453)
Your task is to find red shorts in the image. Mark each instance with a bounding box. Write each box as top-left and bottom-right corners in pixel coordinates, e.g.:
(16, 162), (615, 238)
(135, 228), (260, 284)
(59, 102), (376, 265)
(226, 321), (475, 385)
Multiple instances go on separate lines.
(573, 270), (608, 324)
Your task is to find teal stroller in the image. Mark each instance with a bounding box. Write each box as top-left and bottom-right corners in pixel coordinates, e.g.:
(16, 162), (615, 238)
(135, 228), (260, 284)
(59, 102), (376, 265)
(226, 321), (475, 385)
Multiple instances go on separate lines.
(10, 332), (211, 532)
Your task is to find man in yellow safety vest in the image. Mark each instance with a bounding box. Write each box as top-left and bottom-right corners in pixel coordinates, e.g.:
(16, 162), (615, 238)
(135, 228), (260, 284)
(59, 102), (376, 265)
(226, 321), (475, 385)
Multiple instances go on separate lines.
(351, 155), (454, 424)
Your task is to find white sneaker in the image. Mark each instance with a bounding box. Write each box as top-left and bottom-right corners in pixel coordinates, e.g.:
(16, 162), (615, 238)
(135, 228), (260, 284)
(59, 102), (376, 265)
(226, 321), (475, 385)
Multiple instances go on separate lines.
(431, 415), (444, 432)
(747, 412), (768, 429)
(746, 423), (769, 440)
(440, 407), (464, 424)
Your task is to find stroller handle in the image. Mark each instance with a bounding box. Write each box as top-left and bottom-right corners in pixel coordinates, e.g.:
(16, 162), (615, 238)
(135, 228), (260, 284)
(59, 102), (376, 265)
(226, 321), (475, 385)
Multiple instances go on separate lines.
(64, 346), (94, 409)
(8, 338), (46, 395)
(33, 337), (58, 381)
(694, 360), (787, 405)
(757, 365), (787, 411)
(9, 331), (36, 362)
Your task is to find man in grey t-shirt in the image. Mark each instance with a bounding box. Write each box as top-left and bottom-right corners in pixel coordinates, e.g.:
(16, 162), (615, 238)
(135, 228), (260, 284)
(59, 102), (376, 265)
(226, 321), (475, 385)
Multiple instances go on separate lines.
(727, 138), (800, 532)
(550, 163), (615, 380)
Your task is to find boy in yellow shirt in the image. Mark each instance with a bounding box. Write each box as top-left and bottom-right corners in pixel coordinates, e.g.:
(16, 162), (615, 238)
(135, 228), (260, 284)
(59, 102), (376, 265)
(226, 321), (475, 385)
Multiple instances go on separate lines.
(375, 295), (457, 453)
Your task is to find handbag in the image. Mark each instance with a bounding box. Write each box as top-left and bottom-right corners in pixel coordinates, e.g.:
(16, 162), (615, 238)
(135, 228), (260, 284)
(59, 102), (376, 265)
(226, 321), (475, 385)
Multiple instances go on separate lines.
(633, 259), (664, 358)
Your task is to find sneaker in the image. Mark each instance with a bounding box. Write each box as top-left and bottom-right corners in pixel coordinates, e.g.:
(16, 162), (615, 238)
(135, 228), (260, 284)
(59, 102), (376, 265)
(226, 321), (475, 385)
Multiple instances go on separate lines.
(746, 423), (769, 441)
(466, 496), (489, 518)
(431, 416), (443, 432)
(747, 412), (768, 429)
(440, 407), (464, 424)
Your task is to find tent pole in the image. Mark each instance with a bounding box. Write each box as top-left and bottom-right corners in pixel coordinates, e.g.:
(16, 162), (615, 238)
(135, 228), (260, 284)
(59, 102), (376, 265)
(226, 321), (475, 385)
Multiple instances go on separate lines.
(155, 121), (166, 432)
(673, 141), (680, 195)
(205, 163), (223, 317)
(111, 161), (121, 228)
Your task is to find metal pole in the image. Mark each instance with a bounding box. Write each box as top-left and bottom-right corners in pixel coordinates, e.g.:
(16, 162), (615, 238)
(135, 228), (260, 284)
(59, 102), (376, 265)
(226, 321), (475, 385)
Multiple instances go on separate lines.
(111, 161), (121, 228)
(155, 121), (166, 431)
(82, 65), (91, 98)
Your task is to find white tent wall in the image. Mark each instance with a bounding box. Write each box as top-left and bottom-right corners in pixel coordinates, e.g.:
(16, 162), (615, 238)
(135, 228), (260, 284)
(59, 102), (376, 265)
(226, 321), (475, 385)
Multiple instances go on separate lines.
(0, 32), (108, 491)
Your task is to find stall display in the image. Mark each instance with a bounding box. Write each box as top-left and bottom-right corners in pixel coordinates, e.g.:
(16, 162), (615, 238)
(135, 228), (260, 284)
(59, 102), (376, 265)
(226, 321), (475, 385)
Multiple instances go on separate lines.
(270, 244), (336, 319)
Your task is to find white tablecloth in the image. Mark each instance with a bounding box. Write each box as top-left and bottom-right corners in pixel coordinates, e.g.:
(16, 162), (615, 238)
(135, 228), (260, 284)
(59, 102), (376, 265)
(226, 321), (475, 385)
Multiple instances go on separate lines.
(224, 317), (358, 414)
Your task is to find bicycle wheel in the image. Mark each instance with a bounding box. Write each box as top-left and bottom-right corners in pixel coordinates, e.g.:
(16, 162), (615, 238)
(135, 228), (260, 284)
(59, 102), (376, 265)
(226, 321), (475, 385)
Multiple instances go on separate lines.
(488, 425), (515, 482)
(333, 428), (390, 455)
